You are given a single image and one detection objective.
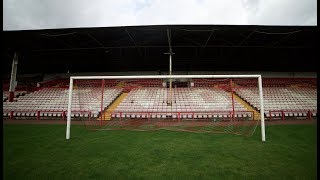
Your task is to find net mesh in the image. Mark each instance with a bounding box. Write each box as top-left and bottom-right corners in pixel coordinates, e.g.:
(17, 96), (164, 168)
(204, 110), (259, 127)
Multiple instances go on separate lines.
(72, 78), (259, 137)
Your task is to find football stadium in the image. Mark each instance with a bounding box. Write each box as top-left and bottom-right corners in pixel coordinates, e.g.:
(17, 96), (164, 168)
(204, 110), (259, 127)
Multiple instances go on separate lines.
(3, 24), (317, 179)
(2, 0), (318, 178)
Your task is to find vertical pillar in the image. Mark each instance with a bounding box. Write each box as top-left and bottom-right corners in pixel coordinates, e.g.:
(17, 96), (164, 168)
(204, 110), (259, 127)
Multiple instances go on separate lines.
(100, 79), (105, 126)
(169, 53), (172, 105)
(230, 79), (235, 119)
(66, 77), (73, 140)
(9, 52), (18, 102)
(258, 76), (266, 142)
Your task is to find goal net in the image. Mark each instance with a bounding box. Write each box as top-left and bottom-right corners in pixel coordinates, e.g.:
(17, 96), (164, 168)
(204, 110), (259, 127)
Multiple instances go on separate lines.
(66, 75), (266, 141)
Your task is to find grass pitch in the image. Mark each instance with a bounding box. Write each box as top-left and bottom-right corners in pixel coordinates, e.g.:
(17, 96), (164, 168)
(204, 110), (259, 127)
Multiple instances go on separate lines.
(3, 123), (317, 179)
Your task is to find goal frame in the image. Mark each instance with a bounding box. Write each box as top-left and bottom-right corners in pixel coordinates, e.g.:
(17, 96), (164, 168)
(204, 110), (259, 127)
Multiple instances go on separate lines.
(66, 75), (266, 142)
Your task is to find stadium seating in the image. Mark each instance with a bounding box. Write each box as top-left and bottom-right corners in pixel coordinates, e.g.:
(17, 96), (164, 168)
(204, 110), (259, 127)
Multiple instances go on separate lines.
(235, 87), (317, 118)
(112, 87), (251, 119)
(3, 87), (122, 118)
(3, 91), (9, 101)
(233, 78), (316, 87)
(3, 78), (317, 120)
(3, 91), (27, 102)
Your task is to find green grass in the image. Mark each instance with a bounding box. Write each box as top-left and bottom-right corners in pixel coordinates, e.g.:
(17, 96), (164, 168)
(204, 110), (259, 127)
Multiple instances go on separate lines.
(3, 124), (317, 179)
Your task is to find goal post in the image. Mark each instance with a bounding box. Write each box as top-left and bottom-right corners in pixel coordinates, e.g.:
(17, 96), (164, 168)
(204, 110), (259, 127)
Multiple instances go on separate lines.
(66, 75), (265, 142)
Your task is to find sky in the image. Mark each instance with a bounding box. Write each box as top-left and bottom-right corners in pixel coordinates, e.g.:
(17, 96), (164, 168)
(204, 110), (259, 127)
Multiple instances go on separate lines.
(3, 0), (317, 30)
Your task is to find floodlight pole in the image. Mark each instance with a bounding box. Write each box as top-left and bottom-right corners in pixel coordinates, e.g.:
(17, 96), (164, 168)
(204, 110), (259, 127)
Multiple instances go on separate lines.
(66, 77), (73, 140)
(9, 52), (18, 102)
(166, 28), (174, 105)
(164, 52), (175, 105)
(169, 53), (172, 105)
(258, 76), (266, 142)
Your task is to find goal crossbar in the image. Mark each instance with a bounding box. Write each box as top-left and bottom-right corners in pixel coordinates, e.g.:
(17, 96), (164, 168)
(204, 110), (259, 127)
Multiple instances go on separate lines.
(66, 75), (265, 142)
(70, 75), (261, 80)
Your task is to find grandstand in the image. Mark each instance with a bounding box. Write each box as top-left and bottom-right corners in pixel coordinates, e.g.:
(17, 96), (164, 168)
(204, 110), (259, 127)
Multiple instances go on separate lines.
(236, 86), (317, 118)
(2, 25), (317, 133)
(2, 25), (317, 179)
(112, 87), (250, 119)
(3, 76), (317, 121)
(3, 87), (122, 118)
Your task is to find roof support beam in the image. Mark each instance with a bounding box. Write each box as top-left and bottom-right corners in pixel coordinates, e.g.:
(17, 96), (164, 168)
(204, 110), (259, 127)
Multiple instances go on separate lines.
(203, 29), (215, 48)
(271, 33), (295, 47)
(87, 32), (105, 48)
(238, 31), (255, 46)
(181, 37), (203, 46)
(31, 45), (312, 52)
(167, 28), (173, 54)
(125, 28), (142, 56)
(41, 33), (73, 48)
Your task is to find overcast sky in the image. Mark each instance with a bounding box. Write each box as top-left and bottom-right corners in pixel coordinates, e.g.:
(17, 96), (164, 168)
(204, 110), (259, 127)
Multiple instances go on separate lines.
(3, 0), (317, 30)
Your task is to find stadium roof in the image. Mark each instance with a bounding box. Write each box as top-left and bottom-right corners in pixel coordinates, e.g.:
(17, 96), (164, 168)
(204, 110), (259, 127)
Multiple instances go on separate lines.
(3, 25), (318, 74)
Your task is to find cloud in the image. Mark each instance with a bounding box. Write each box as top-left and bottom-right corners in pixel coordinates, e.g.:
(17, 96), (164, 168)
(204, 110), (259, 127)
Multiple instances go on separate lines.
(3, 0), (317, 30)
(134, 0), (247, 25)
(243, 0), (317, 26)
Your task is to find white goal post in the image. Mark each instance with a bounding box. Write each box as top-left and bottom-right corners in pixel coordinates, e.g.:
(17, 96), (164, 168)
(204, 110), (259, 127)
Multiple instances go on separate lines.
(66, 75), (266, 142)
